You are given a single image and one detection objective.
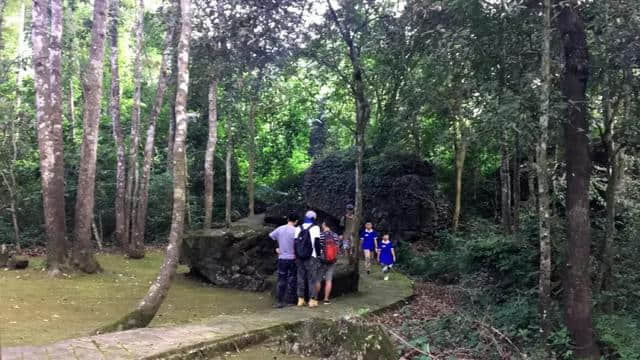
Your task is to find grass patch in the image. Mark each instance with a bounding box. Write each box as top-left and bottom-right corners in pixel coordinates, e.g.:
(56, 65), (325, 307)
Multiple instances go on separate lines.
(0, 250), (272, 346)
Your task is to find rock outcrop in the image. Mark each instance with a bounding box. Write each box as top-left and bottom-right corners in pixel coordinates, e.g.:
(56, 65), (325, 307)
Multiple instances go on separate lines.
(302, 151), (450, 242)
(182, 216), (277, 291)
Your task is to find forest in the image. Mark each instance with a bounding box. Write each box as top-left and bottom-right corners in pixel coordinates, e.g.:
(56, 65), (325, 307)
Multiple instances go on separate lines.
(0, 0), (640, 359)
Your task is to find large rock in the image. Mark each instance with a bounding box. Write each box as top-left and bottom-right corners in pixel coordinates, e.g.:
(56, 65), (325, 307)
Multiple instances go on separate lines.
(303, 151), (450, 242)
(182, 216), (277, 291)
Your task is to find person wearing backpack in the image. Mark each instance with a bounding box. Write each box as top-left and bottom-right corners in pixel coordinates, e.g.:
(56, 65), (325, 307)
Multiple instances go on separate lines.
(294, 210), (322, 307)
(318, 220), (339, 304)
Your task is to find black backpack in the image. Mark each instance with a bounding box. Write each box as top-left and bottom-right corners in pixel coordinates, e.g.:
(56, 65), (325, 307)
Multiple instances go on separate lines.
(295, 225), (314, 260)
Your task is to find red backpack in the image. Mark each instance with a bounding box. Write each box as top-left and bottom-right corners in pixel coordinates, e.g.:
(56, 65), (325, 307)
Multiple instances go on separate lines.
(322, 231), (338, 264)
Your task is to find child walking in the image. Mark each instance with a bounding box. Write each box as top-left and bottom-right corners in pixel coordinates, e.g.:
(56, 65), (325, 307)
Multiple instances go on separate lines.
(378, 234), (396, 280)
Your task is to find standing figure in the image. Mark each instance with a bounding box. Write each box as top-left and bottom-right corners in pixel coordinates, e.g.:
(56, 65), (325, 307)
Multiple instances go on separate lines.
(269, 213), (299, 308)
(378, 234), (396, 281)
(360, 221), (378, 274)
(339, 204), (354, 256)
(295, 210), (322, 307)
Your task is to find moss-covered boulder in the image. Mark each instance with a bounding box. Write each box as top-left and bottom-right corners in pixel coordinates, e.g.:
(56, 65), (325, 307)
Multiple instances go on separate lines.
(182, 217), (277, 291)
(303, 151), (450, 242)
(278, 318), (398, 360)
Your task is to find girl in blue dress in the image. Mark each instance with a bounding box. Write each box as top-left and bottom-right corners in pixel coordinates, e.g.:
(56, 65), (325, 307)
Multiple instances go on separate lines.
(378, 234), (396, 279)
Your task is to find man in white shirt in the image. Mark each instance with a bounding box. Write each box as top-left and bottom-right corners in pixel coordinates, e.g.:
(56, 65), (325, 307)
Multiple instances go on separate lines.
(294, 210), (322, 307)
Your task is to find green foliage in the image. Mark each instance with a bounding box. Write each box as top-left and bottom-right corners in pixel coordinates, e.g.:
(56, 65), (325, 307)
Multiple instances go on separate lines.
(595, 314), (640, 360)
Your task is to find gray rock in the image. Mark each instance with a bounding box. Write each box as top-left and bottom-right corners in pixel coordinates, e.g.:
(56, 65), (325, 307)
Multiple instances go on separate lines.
(182, 217), (277, 292)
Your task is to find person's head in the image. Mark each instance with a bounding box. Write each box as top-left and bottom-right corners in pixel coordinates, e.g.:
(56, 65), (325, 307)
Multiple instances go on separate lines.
(322, 219), (334, 232)
(382, 233), (390, 242)
(286, 213), (299, 225)
(346, 204), (354, 214)
(304, 210), (317, 223)
(365, 221), (373, 230)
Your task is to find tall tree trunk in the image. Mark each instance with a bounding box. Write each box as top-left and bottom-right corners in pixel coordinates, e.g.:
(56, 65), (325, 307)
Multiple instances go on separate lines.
(131, 19), (176, 257)
(32, 0), (68, 275)
(500, 140), (512, 234)
(247, 93), (258, 217)
(3, 1), (27, 252)
(537, 0), (553, 344)
(72, 0), (108, 273)
(167, 98), (176, 175)
(109, 0), (127, 250)
(558, 4), (600, 358)
(452, 117), (467, 233)
(203, 78), (218, 228)
(96, 0), (191, 332)
(125, 0), (144, 255)
(225, 117), (233, 227)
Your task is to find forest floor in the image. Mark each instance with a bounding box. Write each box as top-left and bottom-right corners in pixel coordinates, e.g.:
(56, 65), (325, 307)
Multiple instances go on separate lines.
(0, 250), (273, 346)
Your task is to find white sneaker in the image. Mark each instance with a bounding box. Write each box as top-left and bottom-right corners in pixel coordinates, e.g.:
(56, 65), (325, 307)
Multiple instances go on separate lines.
(384, 275), (389, 281)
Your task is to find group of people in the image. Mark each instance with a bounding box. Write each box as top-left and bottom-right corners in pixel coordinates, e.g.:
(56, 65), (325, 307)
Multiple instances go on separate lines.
(268, 205), (397, 309)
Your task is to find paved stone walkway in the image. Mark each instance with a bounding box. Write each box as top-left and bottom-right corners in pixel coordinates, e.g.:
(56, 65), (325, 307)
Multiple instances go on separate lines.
(2, 268), (412, 360)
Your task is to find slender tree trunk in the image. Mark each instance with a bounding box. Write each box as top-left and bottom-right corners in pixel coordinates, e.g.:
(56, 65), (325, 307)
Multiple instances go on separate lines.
(184, 147), (192, 228)
(500, 140), (512, 234)
(225, 117), (233, 227)
(109, 0), (127, 250)
(452, 118), (467, 233)
(0, 0), (5, 48)
(512, 141), (521, 233)
(96, 0), (191, 332)
(558, 4), (600, 358)
(125, 0), (144, 256)
(32, 0), (68, 275)
(3, 2), (26, 252)
(72, 0), (108, 274)
(0, 172), (20, 251)
(600, 70), (630, 313)
(132, 19), (176, 257)
(167, 99), (176, 175)
(92, 218), (103, 251)
(537, 0), (553, 344)
(203, 78), (218, 228)
(247, 93), (258, 217)
(528, 155), (537, 209)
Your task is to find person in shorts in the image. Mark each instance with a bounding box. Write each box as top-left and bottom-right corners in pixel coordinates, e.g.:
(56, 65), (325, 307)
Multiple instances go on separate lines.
(360, 221), (378, 274)
(319, 220), (338, 304)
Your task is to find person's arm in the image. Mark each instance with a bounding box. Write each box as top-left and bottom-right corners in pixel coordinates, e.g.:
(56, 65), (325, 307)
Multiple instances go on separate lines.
(391, 247), (396, 263)
(374, 233), (379, 253)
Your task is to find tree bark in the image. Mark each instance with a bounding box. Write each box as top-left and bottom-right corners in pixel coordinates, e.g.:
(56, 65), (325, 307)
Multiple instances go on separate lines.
(537, 0), (552, 344)
(452, 118), (467, 233)
(247, 93), (258, 217)
(131, 18), (176, 257)
(72, 0), (108, 274)
(109, 0), (127, 250)
(125, 0), (144, 256)
(326, 1), (370, 276)
(512, 140), (521, 233)
(500, 140), (512, 234)
(225, 117), (233, 227)
(0, 172), (20, 251)
(558, 3), (600, 358)
(32, 0), (68, 275)
(203, 78), (218, 228)
(96, 0), (191, 332)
